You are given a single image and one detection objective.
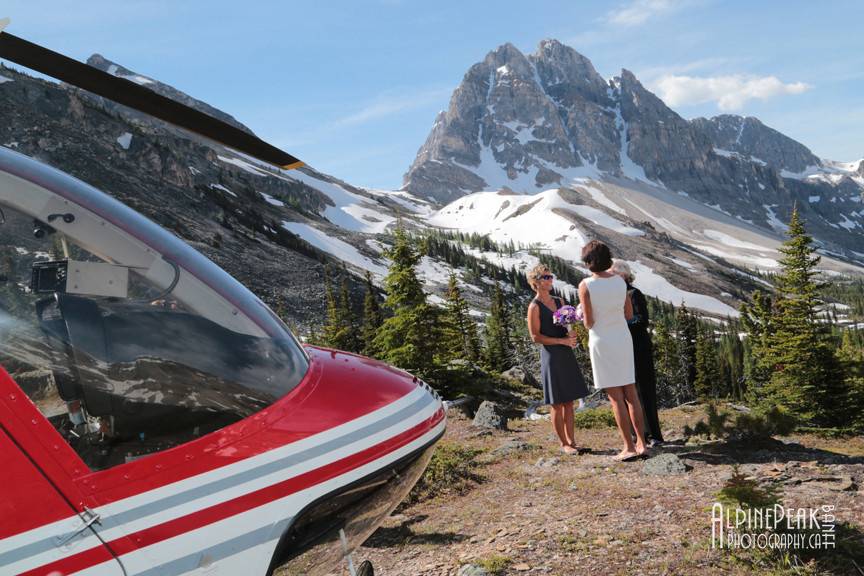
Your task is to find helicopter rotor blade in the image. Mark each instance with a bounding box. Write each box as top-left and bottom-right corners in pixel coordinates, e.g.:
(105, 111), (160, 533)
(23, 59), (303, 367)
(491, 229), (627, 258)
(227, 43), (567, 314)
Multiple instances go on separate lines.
(0, 29), (303, 170)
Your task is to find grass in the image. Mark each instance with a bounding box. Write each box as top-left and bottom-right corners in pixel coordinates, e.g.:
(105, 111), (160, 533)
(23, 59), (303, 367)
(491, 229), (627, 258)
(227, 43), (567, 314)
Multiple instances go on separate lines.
(475, 554), (511, 575)
(573, 407), (616, 429)
(402, 441), (484, 506)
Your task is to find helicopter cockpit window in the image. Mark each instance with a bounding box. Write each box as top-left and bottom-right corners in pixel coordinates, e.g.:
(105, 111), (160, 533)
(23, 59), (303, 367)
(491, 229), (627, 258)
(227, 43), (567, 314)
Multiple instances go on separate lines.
(0, 201), (308, 471)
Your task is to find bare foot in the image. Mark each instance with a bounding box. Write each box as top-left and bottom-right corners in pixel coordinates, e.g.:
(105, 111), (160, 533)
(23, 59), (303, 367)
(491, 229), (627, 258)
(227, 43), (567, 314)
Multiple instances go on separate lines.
(561, 445), (579, 455)
(636, 446), (651, 457)
(570, 443), (591, 454)
(613, 450), (638, 462)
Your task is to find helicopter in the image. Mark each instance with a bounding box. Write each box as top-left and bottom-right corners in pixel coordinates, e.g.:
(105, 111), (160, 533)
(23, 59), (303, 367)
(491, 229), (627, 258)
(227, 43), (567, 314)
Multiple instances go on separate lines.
(0, 20), (445, 576)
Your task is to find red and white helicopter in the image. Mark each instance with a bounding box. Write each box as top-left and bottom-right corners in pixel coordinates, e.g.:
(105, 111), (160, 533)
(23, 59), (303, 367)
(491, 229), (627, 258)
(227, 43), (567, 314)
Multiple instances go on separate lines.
(0, 20), (445, 576)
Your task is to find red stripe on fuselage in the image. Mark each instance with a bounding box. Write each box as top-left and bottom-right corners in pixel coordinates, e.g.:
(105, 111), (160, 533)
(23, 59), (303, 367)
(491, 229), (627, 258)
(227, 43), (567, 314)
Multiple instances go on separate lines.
(23, 406), (444, 576)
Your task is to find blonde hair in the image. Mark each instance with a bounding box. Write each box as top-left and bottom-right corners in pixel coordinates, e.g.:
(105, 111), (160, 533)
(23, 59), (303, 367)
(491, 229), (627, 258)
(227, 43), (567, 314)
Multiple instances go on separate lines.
(610, 259), (634, 284)
(527, 264), (551, 291)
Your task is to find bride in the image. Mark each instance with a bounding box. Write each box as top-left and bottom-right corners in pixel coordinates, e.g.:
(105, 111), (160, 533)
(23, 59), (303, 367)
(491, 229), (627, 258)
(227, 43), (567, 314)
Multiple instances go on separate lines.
(578, 241), (648, 461)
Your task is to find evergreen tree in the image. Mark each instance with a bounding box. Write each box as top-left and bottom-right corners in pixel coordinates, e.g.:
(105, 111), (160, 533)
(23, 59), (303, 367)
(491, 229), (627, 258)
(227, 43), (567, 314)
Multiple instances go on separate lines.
(441, 272), (482, 363)
(373, 226), (442, 380)
(740, 290), (775, 398)
(717, 320), (745, 399)
(837, 330), (864, 431)
(760, 207), (843, 424)
(360, 270), (383, 357)
(653, 317), (681, 407)
(484, 283), (513, 372)
(695, 325), (721, 399)
(320, 267), (355, 351)
(675, 304), (698, 401)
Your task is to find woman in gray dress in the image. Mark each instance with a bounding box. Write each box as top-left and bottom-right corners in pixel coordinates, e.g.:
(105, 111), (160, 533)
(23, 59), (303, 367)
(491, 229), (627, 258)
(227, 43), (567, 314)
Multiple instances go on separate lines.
(526, 265), (589, 454)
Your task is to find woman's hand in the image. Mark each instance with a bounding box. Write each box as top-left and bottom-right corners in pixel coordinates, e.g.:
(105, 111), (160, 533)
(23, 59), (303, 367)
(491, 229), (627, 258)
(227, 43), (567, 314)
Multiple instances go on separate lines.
(560, 334), (579, 348)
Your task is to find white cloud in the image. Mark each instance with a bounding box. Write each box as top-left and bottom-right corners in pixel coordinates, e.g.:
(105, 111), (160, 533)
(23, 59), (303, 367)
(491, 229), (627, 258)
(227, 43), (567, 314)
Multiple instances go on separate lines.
(606, 0), (682, 27)
(652, 74), (811, 111)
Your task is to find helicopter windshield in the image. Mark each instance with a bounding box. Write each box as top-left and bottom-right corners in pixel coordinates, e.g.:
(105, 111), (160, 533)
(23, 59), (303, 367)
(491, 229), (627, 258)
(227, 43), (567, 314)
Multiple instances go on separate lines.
(0, 148), (308, 471)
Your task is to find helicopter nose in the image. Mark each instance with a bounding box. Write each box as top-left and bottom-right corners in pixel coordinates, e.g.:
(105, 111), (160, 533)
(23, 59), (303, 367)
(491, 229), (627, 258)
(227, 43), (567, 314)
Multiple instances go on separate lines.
(413, 376), (442, 407)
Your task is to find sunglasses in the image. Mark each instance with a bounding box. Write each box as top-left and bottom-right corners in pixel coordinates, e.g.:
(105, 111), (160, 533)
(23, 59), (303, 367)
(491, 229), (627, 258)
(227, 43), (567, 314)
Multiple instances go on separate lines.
(539, 274), (554, 280)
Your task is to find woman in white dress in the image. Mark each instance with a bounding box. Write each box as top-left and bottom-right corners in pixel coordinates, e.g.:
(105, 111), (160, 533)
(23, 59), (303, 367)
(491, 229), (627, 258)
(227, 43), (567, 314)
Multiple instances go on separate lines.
(578, 240), (648, 461)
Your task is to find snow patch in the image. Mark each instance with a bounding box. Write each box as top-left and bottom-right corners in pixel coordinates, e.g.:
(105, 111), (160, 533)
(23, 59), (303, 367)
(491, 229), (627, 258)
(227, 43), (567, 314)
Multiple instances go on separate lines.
(664, 256), (696, 271)
(116, 132), (132, 150)
(629, 261), (739, 317)
(581, 185), (626, 214)
(763, 204), (789, 233)
(209, 183), (236, 197)
(615, 104), (654, 185)
(0, 74), (13, 84)
(703, 229), (773, 252)
(215, 155), (393, 233)
(280, 221), (387, 277)
(259, 192), (284, 207)
(838, 214), (859, 230)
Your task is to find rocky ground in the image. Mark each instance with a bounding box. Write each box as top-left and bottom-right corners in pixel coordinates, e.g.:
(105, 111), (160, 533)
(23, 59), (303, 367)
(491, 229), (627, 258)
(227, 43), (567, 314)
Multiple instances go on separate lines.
(357, 405), (864, 576)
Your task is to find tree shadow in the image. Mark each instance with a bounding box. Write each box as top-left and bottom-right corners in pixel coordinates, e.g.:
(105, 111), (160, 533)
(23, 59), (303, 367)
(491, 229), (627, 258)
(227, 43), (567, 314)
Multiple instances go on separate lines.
(657, 438), (864, 466)
(362, 514), (468, 549)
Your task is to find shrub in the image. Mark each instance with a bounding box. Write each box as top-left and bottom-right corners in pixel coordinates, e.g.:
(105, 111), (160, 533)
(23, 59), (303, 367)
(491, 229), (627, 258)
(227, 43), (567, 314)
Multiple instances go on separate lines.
(476, 555), (511, 575)
(733, 406), (797, 439)
(573, 407), (616, 429)
(403, 442), (483, 506)
(716, 466), (781, 510)
(684, 403), (797, 441)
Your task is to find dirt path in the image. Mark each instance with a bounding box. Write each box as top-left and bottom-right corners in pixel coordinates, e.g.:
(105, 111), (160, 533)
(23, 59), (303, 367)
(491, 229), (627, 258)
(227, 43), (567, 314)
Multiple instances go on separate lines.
(358, 407), (864, 576)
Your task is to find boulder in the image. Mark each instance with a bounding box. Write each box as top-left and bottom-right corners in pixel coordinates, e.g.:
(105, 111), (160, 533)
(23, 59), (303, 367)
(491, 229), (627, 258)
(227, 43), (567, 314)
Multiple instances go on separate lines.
(457, 566), (488, 576)
(472, 401), (508, 430)
(501, 366), (538, 388)
(642, 453), (691, 475)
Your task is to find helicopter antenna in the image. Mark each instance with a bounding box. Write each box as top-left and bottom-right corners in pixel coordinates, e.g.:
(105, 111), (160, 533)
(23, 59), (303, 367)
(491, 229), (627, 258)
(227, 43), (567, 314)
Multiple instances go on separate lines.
(0, 21), (303, 170)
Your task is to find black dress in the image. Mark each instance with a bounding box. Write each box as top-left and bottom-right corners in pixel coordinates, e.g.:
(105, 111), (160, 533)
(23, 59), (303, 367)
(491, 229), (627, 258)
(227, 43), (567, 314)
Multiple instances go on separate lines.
(626, 285), (664, 442)
(535, 297), (588, 405)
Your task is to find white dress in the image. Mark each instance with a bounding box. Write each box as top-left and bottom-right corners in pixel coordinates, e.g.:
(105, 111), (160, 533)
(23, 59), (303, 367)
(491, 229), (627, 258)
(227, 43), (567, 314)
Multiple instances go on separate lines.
(584, 275), (635, 389)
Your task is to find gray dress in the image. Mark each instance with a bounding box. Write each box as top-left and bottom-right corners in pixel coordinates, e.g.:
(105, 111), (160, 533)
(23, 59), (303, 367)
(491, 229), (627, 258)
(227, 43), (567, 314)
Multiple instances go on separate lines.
(535, 297), (588, 405)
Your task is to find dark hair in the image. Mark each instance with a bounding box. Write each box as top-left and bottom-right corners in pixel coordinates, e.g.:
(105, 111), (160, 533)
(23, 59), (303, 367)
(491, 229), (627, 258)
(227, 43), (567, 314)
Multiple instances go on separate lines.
(581, 240), (613, 272)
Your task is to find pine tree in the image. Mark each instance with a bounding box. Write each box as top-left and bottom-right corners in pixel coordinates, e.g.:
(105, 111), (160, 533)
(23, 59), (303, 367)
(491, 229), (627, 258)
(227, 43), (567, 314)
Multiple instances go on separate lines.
(373, 226), (442, 380)
(675, 304), (698, 402)
(837, 330), (864, 431)
(760, 207), (843, 424)
(717, 320), (745, 399)
(695, 325), (721, 399)
(320, 267), (355, 351)
(441, 272), (481, 363)
(653, 317), (681, 407)
(338, 276), (360, 353)
(483, 283), (513, 372)
(740, 290), (775, 398)
(360, 270), (383, 357)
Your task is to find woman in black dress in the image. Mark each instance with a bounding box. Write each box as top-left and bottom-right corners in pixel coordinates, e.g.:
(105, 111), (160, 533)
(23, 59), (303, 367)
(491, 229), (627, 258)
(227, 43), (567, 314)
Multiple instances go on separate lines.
(526, 265), (589, 454)
(610, 260), (664, 444)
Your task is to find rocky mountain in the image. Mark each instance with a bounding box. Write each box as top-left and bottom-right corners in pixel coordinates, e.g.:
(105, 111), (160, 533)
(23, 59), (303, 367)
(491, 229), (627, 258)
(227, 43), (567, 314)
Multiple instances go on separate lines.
(86, 54), (254, 135)
(403, 40), (864, 258)
(0, 47), (860, 326)
(0, 60), (427, 328)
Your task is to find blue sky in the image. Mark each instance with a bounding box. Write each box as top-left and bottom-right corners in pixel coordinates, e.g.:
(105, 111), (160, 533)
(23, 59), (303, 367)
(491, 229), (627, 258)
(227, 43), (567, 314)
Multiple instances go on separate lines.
(2, 0), (863, 189)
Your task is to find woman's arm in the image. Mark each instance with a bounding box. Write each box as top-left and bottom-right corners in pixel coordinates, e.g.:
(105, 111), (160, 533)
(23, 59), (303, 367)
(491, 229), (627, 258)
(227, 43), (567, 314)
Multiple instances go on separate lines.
(527, 302), (577, 347)
(578, 282), (594, 330)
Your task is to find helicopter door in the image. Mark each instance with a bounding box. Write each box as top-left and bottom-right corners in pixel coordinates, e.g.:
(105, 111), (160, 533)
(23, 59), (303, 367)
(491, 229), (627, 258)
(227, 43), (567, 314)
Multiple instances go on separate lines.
(0, 425), (125, 575)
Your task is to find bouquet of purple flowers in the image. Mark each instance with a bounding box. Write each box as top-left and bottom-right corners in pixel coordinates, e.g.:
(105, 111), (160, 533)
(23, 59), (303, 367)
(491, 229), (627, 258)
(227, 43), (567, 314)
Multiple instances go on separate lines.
(553, 304), (584, 331)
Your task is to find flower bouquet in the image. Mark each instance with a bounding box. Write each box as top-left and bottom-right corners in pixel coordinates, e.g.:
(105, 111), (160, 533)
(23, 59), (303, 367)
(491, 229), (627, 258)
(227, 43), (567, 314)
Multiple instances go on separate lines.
(553, 304), (583, 332)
